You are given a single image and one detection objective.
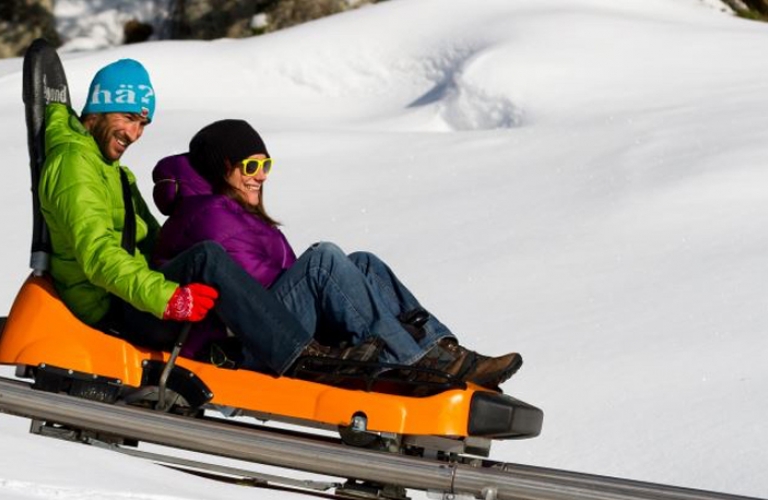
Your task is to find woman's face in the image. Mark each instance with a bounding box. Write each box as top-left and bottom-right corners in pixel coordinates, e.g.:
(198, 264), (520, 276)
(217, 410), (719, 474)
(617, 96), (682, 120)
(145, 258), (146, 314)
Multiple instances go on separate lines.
(225, 154), (269, 207)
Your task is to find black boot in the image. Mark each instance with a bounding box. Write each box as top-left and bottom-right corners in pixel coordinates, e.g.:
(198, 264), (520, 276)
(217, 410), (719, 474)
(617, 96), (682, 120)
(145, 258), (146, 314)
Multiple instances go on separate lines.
(288, 337), (384, 384)
(299, 337), (382, 363)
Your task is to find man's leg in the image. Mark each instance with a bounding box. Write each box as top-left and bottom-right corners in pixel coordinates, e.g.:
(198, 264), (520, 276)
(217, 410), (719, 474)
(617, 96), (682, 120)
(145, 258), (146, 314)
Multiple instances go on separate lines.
(121, 241), (312, 375)
(270, 242), (428, 366)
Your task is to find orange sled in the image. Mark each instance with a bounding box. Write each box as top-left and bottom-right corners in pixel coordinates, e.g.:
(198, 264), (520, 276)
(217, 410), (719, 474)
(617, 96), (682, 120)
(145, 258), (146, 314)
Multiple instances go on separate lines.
(0, 275), (542, 447)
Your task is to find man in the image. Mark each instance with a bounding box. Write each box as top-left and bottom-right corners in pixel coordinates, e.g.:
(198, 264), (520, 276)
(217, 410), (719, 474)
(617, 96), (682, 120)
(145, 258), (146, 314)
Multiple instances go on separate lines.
(38, 59), (377, 375)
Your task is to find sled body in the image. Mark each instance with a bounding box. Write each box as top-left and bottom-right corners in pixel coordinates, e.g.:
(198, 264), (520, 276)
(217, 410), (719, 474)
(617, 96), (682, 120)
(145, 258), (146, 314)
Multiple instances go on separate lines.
(0, 275), (542, 440)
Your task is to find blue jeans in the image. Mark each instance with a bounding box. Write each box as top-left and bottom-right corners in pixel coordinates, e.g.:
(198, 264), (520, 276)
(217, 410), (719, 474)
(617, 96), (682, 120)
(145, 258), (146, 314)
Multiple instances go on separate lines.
(110, 241), (312, 375)
(269, 242), (454, 365)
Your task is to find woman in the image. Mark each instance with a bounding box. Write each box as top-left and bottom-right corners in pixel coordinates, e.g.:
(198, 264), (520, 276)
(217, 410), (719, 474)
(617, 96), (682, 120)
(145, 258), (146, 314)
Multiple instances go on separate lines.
(153, 119), (522, 390)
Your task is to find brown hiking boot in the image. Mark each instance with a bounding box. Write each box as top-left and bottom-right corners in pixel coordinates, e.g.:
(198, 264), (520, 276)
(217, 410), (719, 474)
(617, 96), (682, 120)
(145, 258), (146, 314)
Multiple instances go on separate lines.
(406, 338), (475, 384)
(380, 338), (521, 396)
(434, 339), (523, 389)
(380, 339), (470, 396)
(467, 352), (522, 388)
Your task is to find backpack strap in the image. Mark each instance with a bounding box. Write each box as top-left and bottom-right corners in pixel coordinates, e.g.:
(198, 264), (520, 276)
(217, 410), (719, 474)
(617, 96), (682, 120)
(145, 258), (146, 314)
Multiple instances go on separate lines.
(119, 168), (137, 255)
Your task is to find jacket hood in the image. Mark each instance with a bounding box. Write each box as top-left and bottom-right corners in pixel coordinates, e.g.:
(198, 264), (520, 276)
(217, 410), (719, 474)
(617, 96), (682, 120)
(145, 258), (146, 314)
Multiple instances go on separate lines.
(45, 103), (103, 159)
(152, 153), (213, 215)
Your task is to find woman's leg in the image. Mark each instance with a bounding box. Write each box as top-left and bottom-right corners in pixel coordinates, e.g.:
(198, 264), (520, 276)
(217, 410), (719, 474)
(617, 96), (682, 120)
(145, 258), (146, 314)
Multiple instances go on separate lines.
(347, 251), (522, 388)
(270, 242), (429, 365)
(347, 250), (454, 349)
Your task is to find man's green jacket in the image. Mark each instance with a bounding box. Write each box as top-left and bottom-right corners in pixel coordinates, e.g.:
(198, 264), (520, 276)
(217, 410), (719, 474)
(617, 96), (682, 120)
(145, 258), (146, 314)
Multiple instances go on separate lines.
(38, 103), (178, 325)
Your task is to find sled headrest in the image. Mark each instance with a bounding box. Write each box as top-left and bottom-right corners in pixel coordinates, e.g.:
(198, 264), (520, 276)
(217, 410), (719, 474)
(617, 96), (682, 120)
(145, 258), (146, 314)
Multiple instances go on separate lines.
(152, 153), (213, 216)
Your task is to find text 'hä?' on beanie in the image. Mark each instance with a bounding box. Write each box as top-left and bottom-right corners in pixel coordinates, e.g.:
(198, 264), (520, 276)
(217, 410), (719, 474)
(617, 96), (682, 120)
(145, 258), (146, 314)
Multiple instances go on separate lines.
(82, 59), (156, 121)
(188, 119), (269, 187)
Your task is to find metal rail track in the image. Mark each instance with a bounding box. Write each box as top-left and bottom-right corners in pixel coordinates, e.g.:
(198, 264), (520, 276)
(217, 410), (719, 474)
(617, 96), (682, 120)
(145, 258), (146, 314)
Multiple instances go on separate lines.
(0, 376), (761, 500)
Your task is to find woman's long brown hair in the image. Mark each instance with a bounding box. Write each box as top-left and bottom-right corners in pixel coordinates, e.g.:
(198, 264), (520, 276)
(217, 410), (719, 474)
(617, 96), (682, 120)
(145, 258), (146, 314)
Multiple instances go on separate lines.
(219, 182), (281, 228)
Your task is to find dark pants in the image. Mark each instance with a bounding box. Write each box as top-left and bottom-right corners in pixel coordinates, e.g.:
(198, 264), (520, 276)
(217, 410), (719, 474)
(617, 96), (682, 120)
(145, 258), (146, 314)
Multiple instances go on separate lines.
(103, 241), (312, 375)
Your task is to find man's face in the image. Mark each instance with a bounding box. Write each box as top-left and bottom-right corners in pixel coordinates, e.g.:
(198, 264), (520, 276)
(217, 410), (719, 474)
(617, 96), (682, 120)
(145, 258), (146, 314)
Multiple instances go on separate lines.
(83, 112), (149, 162)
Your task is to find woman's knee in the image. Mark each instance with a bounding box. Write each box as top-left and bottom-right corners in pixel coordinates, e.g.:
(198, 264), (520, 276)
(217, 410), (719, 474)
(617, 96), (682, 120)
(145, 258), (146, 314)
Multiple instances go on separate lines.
(306, 241), (354, 272)
(349, 251), (388, 273)
(309, 241), (346, 260)
(310, 241), (341, 252)
(348, 250), (375, 267)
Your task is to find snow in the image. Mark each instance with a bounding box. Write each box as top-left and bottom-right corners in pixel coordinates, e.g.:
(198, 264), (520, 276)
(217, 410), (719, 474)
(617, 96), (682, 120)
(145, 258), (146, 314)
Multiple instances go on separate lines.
(1, 0), (767, 499)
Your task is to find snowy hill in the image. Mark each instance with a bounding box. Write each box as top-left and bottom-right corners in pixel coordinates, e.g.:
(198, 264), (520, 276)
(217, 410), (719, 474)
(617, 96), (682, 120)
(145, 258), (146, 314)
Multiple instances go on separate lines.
(0, 0), (767, 499)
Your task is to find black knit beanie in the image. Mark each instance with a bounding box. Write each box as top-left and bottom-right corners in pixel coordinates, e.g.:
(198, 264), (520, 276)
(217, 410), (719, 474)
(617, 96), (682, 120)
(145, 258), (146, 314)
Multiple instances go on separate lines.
(188, 119), (269, 187)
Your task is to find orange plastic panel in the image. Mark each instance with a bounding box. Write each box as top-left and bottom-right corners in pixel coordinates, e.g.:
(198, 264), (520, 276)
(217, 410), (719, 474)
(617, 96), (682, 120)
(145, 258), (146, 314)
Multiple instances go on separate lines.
(0, 275), (156, 385)
(0, 275), (474, 436)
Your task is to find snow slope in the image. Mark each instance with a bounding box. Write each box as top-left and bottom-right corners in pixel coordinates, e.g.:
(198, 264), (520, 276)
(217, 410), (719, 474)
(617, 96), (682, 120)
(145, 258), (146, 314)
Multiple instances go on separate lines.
(0, 0), (767, 498)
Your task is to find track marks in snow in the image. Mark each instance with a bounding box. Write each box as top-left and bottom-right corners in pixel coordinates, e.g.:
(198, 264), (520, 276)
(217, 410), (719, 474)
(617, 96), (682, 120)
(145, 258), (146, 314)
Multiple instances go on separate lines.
(409, 44), (523, 131)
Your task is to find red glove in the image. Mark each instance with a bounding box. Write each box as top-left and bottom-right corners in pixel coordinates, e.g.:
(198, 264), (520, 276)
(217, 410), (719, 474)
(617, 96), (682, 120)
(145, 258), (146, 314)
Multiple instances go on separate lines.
(163, 283), (219, 322)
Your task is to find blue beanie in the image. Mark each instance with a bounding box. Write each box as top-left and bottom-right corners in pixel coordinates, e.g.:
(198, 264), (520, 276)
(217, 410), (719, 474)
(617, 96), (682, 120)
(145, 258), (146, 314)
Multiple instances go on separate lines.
(82, 59), (156, 121)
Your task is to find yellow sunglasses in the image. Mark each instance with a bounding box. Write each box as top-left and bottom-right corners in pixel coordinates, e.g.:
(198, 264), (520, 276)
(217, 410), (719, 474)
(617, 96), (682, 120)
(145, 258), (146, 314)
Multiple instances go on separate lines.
(239, 157), (273, 176)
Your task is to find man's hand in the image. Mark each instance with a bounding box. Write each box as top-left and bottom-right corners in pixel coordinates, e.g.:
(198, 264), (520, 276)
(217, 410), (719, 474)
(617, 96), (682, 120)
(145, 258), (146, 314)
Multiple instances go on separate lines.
(163, 283), (219, 322)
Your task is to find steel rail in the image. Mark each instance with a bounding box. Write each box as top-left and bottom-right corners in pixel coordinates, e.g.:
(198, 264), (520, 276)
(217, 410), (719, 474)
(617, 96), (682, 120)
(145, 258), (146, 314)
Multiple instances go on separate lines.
(0, 376), (760, 500)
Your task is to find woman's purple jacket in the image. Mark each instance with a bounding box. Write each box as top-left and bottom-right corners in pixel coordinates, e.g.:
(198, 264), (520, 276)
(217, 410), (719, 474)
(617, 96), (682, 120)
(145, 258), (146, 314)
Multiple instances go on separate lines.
(152, 154), (297, 357)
